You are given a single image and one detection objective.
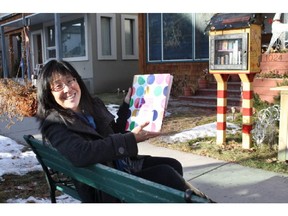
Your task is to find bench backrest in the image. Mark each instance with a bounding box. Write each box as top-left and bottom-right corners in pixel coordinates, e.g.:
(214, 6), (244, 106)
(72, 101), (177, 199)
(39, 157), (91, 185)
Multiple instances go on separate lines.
(24, 134), (208, 203)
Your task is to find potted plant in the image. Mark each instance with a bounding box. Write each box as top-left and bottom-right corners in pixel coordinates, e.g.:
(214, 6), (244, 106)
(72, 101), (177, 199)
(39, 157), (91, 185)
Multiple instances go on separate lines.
(182, 74), (192, 96)
(198, 68), (209, 89)
(183, 86), (192, 96)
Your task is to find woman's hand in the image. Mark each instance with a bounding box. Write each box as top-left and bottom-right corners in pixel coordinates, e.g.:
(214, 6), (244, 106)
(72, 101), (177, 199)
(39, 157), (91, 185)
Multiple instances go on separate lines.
(124, 87), (132, 104)
(131, 121), (161, 142)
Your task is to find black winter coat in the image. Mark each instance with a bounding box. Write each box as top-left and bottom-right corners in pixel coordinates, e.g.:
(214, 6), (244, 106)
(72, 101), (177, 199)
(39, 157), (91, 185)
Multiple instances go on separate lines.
(40, 97), (142, 202)
(41, 97), (139, 168)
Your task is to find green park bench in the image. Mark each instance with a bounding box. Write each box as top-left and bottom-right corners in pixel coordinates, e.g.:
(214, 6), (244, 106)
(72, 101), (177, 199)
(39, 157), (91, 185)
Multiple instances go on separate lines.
(23, 134), (211, 203)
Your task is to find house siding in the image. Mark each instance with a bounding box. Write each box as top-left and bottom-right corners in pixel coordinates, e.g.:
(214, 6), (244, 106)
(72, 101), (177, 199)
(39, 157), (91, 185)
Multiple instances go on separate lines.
(0, 13), (139, 94)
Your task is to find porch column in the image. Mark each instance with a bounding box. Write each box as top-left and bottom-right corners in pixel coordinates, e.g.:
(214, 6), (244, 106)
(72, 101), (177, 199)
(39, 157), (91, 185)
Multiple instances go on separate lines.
(214, 74), (229, 145)
(1, 25), (8, 78)
(54, 13), (62, 60)
(239, 73), (255, 149)
(23, 16), (31, 80)
(271, 86), (288, 161)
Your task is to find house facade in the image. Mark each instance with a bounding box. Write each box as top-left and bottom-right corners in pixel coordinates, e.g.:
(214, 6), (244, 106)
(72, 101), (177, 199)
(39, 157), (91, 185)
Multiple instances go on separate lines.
(0, 13), (139, 94)
(138, 13), (213, 96)
(1, 13), (287, 100)
(138, 13), (287, 98)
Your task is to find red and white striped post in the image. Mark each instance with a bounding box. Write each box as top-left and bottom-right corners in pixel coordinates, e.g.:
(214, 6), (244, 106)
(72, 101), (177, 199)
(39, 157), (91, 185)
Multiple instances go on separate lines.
(239, 73), (256, 149)
(214, 74), (229, 145)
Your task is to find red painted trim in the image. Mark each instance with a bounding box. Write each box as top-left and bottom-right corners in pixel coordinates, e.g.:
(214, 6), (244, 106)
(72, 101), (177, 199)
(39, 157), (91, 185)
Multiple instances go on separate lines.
(217, 106), (227, 114)
(242, 91), (253, 99)
(242, 124), (252, 134)
(217, 122), (226, 130)
(217, 90), (227, 98)
(242, 107), (252, 116)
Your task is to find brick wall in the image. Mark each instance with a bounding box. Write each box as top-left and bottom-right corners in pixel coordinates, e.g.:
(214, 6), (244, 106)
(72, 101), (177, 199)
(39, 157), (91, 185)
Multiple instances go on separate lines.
(142, 62), (209, 96)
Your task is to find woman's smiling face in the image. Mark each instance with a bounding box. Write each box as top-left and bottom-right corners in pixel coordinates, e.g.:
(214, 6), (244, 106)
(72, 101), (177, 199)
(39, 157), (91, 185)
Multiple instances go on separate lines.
(50, 73), (81, 112)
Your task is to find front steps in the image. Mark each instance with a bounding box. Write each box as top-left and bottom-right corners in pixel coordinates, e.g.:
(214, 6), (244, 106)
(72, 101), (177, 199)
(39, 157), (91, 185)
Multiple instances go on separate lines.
(178, 82), (242, 110)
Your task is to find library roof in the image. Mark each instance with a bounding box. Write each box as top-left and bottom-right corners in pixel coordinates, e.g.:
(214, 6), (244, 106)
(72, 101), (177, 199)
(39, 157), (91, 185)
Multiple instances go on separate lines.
(205, 13), (264, 32)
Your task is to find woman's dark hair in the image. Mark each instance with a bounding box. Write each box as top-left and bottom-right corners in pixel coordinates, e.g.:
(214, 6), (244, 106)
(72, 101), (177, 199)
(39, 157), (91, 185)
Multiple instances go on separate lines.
(36, 59), (95, 124)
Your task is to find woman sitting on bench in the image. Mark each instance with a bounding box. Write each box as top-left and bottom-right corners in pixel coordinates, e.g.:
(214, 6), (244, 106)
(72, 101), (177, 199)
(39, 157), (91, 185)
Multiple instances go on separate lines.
(36, 59), (214, 203)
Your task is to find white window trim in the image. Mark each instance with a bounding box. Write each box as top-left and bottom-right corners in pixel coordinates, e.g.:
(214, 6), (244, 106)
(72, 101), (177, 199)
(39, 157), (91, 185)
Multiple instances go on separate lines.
(43, 24), (56, 61)
(121, 14), (138, 60)
(63, 15), (88, 62)
(96, 13), (117, 60)
(30, 29), (44, 71)
(43, 14), (88, 62)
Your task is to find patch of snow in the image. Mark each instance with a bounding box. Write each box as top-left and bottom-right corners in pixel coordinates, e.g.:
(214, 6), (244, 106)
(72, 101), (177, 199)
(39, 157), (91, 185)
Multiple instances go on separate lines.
(161, 122), (240, 143)
(7, 194), (80, 203)
(0, 135), (42, 177)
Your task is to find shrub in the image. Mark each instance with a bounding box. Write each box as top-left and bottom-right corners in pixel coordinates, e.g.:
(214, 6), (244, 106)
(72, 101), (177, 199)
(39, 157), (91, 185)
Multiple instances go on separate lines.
(0, 78), (37, 128)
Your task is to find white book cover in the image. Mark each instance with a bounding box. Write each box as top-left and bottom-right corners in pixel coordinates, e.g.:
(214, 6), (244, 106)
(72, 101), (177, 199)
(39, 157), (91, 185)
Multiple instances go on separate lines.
(233, 40), (238, 64)
(126, 74), (173, 132)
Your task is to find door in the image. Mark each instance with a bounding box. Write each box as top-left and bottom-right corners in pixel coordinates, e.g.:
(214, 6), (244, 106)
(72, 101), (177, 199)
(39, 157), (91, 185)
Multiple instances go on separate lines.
(31, 30), (44, 75)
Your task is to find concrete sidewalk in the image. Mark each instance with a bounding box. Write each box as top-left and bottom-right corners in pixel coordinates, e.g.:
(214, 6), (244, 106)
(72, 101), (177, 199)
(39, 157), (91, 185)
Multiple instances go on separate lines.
(138, 142), (288, 203)
(1, 117), (288, 203)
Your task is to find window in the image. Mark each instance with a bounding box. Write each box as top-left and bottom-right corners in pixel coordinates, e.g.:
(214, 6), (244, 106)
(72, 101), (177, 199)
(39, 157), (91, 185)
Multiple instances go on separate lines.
(121, 14), (138, 60)
(163, 13), (192, 60)
(97, 14), (117, 60)
(194, 13), (213, 59)
(61, 18), (86, 59)
(147, 13), (161, 61)
(46, 26), (56, 59)
(45, 16), (87, 61)
(147, 13), (213, 62)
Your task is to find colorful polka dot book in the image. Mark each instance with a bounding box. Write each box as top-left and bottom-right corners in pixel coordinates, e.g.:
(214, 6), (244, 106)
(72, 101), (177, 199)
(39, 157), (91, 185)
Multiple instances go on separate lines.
(126, 74), (173, 132)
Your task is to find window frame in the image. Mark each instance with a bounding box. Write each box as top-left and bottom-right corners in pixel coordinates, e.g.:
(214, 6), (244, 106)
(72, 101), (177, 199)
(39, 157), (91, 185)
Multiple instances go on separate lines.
(146, 13), (211, 63)
(96, 13), (117, 60)
(43, 14), (88, 62)
(45, 25), (56, 60)
(61, 16), (88, 61)
(121, 14), (139, 60)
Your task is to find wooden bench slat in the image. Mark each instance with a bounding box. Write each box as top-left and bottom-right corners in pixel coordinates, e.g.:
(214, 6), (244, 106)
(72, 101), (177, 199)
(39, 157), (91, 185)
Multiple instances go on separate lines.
(55, 184), (81, 200)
